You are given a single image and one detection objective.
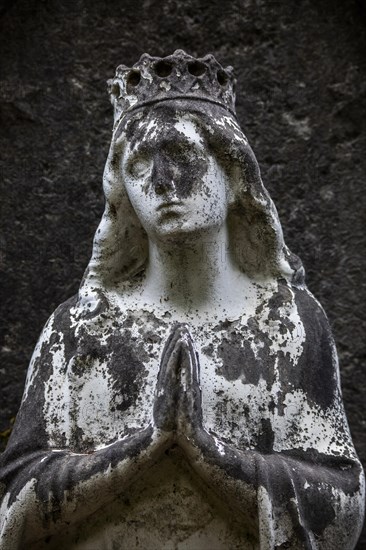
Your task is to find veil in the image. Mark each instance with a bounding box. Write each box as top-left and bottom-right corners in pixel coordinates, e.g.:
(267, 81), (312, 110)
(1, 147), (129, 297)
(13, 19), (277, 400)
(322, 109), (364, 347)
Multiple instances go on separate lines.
(78, 100), (305, 315)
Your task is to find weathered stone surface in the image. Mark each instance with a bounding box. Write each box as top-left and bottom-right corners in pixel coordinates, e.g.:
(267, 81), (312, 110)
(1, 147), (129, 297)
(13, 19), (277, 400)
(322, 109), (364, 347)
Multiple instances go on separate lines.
(0, 0), (365, 547)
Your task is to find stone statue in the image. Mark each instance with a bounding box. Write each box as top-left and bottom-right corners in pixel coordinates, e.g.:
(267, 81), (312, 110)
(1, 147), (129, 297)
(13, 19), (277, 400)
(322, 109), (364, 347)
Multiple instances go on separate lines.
(0, 51), (364, 549)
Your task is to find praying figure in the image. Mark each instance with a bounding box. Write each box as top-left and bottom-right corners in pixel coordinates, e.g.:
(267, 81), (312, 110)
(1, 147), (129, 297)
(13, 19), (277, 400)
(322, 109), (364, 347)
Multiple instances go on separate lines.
(0, 51), (364, 549)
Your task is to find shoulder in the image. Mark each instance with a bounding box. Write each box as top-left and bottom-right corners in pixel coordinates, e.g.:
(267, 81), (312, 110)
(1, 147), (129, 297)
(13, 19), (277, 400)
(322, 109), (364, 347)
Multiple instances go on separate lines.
(52, 293), (79, 327)
(292, 285), (330, 331)
(291, 284), (336, 356)
(263, 279), (331, 340)
(34, 294), (79, 356)
(291, 285), (339, 409)
(5, 295), (80, 453)
(37, 294), (79, 337)
(25, 294), (79, 383)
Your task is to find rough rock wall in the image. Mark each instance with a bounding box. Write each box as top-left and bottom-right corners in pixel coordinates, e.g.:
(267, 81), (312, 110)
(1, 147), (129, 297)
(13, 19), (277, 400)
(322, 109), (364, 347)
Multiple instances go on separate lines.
(0, 0), (365, 546)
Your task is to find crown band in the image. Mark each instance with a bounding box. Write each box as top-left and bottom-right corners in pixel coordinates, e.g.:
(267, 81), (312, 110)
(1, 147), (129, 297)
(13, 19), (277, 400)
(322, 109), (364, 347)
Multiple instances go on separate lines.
(118, 95), (237, 118)
(108, 50), (237, 127)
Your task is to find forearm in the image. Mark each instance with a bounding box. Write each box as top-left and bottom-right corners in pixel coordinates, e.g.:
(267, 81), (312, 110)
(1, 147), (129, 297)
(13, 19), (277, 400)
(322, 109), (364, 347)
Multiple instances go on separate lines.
(179, 429), (364, 549)
(0, 426), (171, 546)
(178, 429), (258, 527)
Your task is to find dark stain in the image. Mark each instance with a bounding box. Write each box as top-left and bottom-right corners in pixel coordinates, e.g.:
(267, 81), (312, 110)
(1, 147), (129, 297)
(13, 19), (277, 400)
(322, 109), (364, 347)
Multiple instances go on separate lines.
(55, 294), (79, 365)
(267, 281), (293, 309)
(293, 288), (337, 410)
(212, 318), (232, 332)
(71, 426), (94, 454)
(123, 314), (134, 328)
(141, 329), (162, 344)
(105, 330), (148, 412)
(256, 418), (275, 454)
(216, 332), (259, 385)
(150, 133), (209, 199)
(266, 283), (296, 339)
(82, 289), (109, 320)
(202, 342), (214, 357)
(299, 482), (336, 535)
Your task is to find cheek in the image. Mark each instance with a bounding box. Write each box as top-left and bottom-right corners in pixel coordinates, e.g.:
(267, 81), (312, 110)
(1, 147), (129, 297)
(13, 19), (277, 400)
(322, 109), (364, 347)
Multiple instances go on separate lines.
(202, 173), (229, 219)
(124, 179), (158, 231)
(202, 166), (228, 202)
(124, 180), (144, 214)
(121, 148), (153, 199)
(202, 196), (227, 221)
(189, 156), (209, 194)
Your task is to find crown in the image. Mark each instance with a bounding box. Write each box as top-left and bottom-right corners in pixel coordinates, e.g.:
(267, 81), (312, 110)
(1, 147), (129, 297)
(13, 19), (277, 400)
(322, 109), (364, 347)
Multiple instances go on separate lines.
(108, 50), (237, 127)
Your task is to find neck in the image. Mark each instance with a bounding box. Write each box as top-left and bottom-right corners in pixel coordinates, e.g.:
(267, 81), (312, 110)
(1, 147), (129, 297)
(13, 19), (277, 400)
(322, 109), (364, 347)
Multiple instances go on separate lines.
(142, 225), (249, 317)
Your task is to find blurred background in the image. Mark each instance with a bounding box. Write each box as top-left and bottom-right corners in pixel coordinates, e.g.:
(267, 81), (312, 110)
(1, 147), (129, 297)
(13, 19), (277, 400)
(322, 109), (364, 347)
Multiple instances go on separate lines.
(0, 0), (365, 545)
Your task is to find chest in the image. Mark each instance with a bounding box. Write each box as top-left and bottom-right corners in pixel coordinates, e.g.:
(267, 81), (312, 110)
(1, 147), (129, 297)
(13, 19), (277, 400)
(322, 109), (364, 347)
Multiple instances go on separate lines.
(44, 307), (305, 451)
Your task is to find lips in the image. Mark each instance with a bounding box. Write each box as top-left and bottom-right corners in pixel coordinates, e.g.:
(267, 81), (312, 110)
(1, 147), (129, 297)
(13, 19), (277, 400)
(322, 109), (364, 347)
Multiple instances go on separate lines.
(156, 200), (183, 211)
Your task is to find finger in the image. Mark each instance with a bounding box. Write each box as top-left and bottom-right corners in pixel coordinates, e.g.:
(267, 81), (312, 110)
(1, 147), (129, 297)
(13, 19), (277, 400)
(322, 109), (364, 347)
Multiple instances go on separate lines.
(154, 325), (186, 431)
(154, 354), (179, 431)
(178, 334), (203, 427)
(156, 324), (184, 388)
(179, 331), (201, 392)
(160, 323), (183, 367)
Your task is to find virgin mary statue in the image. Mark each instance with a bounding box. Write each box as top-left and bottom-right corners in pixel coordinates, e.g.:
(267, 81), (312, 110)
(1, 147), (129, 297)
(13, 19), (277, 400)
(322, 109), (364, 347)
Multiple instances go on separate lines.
(0, 51), (364, 549)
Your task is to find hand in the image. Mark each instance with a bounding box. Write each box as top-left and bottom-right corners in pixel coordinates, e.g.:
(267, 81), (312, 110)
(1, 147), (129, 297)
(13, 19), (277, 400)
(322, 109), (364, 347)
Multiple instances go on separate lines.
(153, 324), (183, 432)
(175, 327), (203, 439)
(153, 324), (203, 437)
(173, 328), (230, 471)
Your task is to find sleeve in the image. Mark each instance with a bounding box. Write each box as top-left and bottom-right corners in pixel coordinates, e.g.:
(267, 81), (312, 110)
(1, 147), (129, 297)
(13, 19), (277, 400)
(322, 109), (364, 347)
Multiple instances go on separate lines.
(0, 297), (157, 549)
(182, 288), (365, 549)
(253, 288), (365, 549)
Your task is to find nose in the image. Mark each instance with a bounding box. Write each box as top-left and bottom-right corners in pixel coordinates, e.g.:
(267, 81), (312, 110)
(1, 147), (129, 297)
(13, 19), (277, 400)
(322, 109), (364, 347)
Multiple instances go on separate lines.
(151, 153), (176, 195)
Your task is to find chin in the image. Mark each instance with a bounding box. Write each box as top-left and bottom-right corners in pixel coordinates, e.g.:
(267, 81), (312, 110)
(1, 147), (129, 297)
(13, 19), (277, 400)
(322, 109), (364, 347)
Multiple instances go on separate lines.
(156, 227), (196, 243)
(154, 220), (220, 244)
(152, 218), (190, 238)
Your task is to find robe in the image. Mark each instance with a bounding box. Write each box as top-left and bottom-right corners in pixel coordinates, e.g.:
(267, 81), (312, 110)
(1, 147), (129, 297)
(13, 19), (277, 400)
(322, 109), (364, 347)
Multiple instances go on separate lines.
(0, 279), (364, 549)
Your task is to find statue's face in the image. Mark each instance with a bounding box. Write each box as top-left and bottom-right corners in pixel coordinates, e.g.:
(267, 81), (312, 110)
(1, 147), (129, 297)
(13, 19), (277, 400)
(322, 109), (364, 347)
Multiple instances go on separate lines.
(121, 113), (231, 241)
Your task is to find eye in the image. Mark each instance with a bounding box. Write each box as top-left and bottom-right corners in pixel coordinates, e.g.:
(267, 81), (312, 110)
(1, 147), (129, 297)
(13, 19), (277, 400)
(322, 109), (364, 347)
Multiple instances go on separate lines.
(127, 156), (151, 178)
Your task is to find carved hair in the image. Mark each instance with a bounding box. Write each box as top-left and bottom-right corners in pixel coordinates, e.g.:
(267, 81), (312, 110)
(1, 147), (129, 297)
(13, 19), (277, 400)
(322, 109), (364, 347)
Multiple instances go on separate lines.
(78, 100), (304, 309)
